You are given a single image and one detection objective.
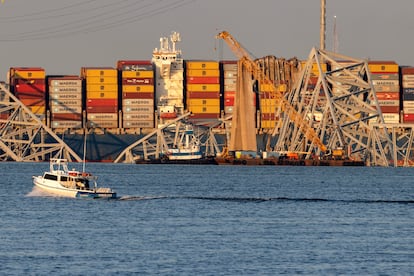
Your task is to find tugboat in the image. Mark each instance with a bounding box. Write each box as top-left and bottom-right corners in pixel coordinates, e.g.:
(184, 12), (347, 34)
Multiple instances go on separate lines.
(33, 159), (117, 199)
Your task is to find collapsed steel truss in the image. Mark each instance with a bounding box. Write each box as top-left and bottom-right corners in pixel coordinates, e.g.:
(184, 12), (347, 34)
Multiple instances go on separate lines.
(114, 113), (220, 163)
(0, 83), (81, 162)
(274, 48), (395, 166)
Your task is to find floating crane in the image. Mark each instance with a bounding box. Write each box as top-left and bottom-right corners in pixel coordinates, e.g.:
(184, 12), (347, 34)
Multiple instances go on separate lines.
(216, 31), (327, 154)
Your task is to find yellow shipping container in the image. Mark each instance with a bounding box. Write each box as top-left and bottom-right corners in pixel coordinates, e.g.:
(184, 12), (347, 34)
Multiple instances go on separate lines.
(188, 105), (220, 114)
(261, 120), (277, 129)
(187, 99), (220, 106)
(86, 84), (118, 92)
(86, 91), (118, 99)
(300, 61), (327, 75)
(186, 69), (220, 77)
(29, 105), (46, 114)
(86, 76), (118, 84)
(186, 61), (219, 70)
(122, 70), (154, 78)
(259, 83), (287, 93)
(13, 71), (45, 79)
(187, 84), (220, 92)
(82, 68), (117, 77)
(122, 85), (154, 93)
(368, 62), (399, 73)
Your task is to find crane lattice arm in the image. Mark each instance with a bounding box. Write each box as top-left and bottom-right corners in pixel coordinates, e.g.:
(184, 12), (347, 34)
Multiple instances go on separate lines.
(216, 31), (327, 153)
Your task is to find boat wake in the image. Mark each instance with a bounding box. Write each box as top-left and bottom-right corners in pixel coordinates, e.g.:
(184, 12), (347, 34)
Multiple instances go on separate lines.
(26, 189), (414, 204)
(118, 195), (168, 201)
(170, 196), (414, 204)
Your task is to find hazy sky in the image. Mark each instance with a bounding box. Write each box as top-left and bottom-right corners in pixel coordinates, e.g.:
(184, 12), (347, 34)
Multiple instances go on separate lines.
(0, 0), (413, 77)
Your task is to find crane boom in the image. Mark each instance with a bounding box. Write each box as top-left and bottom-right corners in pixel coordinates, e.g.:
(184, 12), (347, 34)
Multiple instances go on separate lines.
(216, 31), (327, 153)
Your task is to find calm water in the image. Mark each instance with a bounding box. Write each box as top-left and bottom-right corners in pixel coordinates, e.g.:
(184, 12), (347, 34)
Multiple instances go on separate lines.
(0, 163), (413, 275)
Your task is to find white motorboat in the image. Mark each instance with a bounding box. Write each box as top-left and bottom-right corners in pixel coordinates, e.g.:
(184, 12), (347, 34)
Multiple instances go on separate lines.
(33, 158), (117, 199)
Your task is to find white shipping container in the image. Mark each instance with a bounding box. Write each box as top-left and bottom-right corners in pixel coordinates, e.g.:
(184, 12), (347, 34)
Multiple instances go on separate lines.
(382, 113), (400, 123)
(223, 64), (238, 71)
(224, 106), (234, 114)
(87, 120), (118, 128)
(224, 84), (236, 91)
(402, 74), (414, 81)
(372, 80), (399, 86)
(122, 99), (153, 106)
(51, 120), (82, 129)
(402, 80), (414, 88)
(87, 113), (118, 121)
(403, 107), (414, 114)
(50, 99), (82, 106)
(403, 100), (414, 108)
(52, 106), (82, 113)
(49, 86), (82, 93)
(123, 106), (154, 113)
(50, 93), (82, 100)
(373, 85), (400, 92)
(50, 80), (82, 87)
(377, 100), (400, 106)
(123, 120), (154, 128)
(224, 78), (237, 85)
(123, 113), (153, 121)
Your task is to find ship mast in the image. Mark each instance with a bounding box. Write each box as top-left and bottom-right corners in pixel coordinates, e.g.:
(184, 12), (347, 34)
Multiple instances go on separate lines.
(320, 0), (326, 50)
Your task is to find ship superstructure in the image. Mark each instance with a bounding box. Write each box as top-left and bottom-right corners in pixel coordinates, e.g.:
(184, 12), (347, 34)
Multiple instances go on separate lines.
(152, 32), (185, 125)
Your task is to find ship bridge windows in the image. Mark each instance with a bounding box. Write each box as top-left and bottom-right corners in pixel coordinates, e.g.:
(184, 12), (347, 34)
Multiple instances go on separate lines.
(44, 174), (58, 181)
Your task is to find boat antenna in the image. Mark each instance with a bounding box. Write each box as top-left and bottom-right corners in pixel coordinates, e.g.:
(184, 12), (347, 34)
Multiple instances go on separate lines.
(82, 128), (87, 172)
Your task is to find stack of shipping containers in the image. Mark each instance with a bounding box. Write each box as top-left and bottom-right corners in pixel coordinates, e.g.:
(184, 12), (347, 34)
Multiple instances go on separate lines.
(118, 60), (155, 129)
(185, 61), (221, 120)
(10, 67), (46, 119)
(48, 76), (83, 129)
(401, 67), (414, 123)
(368, 61), (400, 124)
(81, 67), (118, 128)
(221, 61), (238, 116)
(259, 80), (279, 129)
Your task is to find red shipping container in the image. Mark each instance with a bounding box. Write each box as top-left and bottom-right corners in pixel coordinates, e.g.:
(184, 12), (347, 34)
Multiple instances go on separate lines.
(117, 60), (152, 71)
(0, 113), (10, 120)
(189, 113), (220, 119)
(401, 67), (414, 75)
(86, 106), (118, 113)
(378, 106), (400, 113)
(52, 113), (82, 121)
(186, 77), (220, 84)
(14, 83), (46, 94)
(122, 92), (154, 99)
(19, 98), (45, 106)
(260, 92), (276, 99)
(225, 97), (234, 106)
(403, 113), (414, 122)
(261, 113), (279, 121)
(15, 92), (45, 99)
(87, 98), (118, 107)
(187, 92), (220, 99)
(122, 78), (154, 85)
(14, 78), (45, 85)
(375, 92), (400, 101)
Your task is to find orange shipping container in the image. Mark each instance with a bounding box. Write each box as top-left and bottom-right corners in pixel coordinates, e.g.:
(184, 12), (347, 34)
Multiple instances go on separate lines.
(122, 85), (154, 93)
(122, 70), (153, 78)
(187, 84), (220, 92)
(81, 67), (117, 78)
(86, 76), (117, 84)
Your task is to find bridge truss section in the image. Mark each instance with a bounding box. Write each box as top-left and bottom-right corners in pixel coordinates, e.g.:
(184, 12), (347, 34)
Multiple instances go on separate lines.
(0, 83), (82, 162)
(114, 113), (220, 163)
(274, 48), (393, 166)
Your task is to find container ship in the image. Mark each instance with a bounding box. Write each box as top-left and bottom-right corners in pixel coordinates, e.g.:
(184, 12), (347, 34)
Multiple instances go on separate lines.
(3, 31), (414, 163)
